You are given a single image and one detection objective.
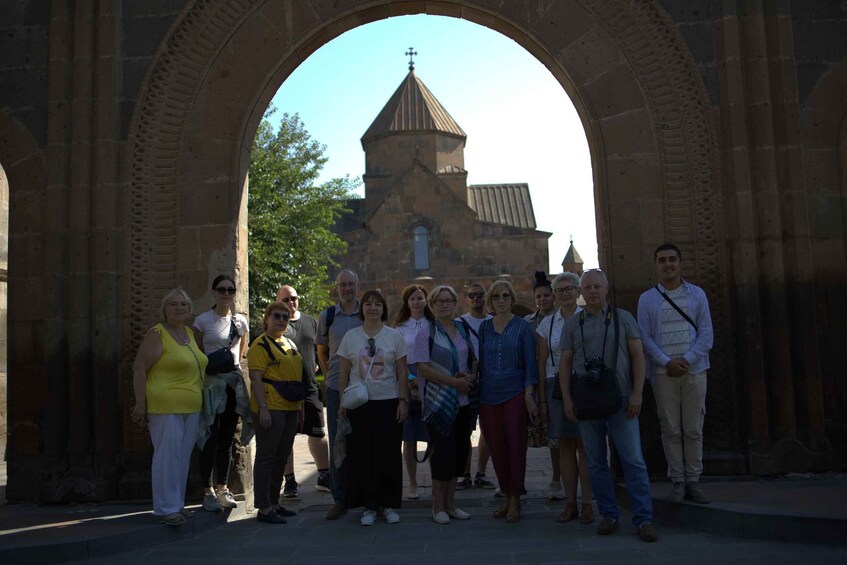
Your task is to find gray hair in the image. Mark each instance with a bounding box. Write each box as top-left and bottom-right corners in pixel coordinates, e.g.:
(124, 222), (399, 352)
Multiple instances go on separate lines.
(580, 269), (608, 287)
(552, 272), (581, 290)
(335, 269), (359, 283)
(160, 287), (192, 320)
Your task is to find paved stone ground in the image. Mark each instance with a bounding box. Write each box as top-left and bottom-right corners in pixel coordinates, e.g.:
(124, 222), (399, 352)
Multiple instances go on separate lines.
(81, 503), (847, 564)
(3, 424), (847, 563)
(77, 429), (846, 564)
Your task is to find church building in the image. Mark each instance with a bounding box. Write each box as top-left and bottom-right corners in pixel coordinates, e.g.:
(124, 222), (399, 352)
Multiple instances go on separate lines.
(334, 67), (554, 313)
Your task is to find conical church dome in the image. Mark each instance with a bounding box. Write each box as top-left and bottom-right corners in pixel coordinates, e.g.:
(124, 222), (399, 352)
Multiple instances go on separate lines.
(361, 71), (466, 145)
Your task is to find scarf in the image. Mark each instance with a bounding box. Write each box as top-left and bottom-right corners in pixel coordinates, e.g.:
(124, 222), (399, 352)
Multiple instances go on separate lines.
(423, 320), (460, 436)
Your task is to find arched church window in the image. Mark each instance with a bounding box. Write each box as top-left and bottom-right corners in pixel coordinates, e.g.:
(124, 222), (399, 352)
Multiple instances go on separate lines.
(414, 226), (429, 270)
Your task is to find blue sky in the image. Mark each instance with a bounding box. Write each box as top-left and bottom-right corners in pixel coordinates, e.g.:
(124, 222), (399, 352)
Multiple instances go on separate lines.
(270, 15), (598, 274)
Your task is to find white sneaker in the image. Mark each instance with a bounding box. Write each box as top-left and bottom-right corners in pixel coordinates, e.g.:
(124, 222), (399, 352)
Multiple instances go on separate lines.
(217, 489), (238, 509)
(360, 509), (377, 526)
(548, 480), (565, 501)
(202, 492), (221, 512)
(446, 507), (471, 520)
(382, 507), (400, 524)
(432, 510), (450, 524)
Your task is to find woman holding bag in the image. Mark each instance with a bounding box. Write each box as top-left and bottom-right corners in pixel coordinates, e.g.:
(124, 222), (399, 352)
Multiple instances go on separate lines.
(415, 285), (477, 524)
(337, 289), (409, 526)
(193, 274), (250, 512)
(247, 302), (304, 524)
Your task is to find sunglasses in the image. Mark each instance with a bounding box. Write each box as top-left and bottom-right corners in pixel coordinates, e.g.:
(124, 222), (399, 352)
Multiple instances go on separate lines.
(466, 292), (484, 299)
(280, 296), (298, 303)
(434, 299), (456, 306)
(271, 312), (290, 321)
(367, 337), (376, 357)
(215, 287), (236, 295)
(491, 294), (512, 301)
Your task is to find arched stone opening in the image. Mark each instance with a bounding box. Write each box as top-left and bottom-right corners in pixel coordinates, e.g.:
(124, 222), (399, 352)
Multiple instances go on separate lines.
(122, 0), (731, 490)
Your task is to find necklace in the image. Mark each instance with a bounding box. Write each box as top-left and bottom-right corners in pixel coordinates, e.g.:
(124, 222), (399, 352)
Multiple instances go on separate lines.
(168, 324), (189, 345)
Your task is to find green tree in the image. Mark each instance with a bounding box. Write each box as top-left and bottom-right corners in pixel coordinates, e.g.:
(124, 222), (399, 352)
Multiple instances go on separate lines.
(248, 108), (356, 329)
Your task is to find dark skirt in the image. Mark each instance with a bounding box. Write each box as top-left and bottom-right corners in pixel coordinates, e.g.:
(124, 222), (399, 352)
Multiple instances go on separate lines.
(346, 398), (403, 510)
(427, 405), (473, 481)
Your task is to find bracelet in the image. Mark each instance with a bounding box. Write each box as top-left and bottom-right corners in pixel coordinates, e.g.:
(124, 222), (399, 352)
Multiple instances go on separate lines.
(398, 398), (408, 403)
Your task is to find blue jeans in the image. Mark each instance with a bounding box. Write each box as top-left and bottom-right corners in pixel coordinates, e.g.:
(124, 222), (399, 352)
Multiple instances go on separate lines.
(578, 400), (653, 526)
(325, 387), (345, 502)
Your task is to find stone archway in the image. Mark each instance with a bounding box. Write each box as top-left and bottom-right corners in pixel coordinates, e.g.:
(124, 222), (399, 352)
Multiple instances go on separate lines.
(122, 0), (733, 479)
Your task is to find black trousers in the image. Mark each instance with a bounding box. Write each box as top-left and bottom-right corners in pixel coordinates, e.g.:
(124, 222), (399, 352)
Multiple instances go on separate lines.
(198, 385), (239, 488)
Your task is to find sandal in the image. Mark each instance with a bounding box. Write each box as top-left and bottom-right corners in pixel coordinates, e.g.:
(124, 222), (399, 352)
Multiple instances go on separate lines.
(493, 503), (509, 519)
(505, 498), (521, 523)
(556, 503), (578, 523)
(579, 502), (594, 524)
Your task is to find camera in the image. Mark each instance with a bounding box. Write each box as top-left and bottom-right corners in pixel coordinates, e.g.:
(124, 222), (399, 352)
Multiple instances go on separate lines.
(584, 356), (606, 384)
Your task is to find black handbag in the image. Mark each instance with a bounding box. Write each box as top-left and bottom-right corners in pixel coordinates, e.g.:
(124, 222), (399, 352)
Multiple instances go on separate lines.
(262, 378), (307, 402)
(571, 307), (622, 421)
(204, 315), (238, 375)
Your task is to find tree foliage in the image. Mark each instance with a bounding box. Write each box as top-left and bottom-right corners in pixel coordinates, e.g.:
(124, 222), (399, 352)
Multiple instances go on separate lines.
(248, 108), (356, 328)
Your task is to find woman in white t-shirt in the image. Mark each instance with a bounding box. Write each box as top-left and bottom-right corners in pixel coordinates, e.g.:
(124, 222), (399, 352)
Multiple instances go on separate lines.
(192, 274), (249, 512)
(337, 289), (409, 526)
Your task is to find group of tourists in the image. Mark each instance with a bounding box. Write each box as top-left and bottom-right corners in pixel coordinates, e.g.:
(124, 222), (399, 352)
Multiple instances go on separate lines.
(131, 242), (713, 544)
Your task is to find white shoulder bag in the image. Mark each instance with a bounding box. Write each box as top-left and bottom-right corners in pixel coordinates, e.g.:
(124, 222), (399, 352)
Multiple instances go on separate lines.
(342, 353), (375, 410)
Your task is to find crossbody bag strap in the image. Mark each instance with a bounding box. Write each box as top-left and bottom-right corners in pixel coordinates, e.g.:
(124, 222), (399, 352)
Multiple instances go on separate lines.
(547, 314), (556, 370)
(227, 315), (237, 347)
(655, 286), (697, 330)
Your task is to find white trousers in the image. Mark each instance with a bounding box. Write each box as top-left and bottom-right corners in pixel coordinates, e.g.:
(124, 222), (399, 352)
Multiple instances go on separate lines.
(652, 371), (707, 483)
(148, 412), (200, 515)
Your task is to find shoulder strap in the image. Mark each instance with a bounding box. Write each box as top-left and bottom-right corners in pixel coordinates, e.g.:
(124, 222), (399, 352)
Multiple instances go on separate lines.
(547, 313), (556, 368)
(322, 305), (336, 339)
(612, 307), (620, 370)
(227, 315), (237, 346)
(458, 317), (478, 339)
(454, 320), (475, 369)
(257, 336), (275, 361)
(655, 286), (697, 330)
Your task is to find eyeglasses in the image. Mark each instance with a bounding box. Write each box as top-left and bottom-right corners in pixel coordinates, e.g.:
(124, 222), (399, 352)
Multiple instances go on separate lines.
(279, 296), (298, 303)
(555, 286), (578, 295)
(466, 292), (484, 299)
(434, 299), (456, 306)
(338, 282), (358, 288)
(491, 294), (511, 302)
(367, 337), (376, 357)
(271, 312), (290, 321)
(215, 287), (236, 295)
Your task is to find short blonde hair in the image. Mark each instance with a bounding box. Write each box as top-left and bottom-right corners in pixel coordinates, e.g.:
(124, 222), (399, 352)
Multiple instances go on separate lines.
(485, 279), (516, 312)
(160, 287), (192, 320)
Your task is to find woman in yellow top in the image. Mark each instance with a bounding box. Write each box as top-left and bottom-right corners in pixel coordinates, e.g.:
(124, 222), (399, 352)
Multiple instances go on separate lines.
(247, 302), (306, 524)
(131, 288), (208, 526)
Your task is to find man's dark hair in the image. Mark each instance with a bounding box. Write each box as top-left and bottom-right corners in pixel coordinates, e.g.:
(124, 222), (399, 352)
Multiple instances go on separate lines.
(654, 243), (682, 261)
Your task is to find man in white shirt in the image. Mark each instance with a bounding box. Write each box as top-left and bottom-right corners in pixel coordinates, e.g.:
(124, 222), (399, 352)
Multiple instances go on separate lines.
(637, 244), (714, 504)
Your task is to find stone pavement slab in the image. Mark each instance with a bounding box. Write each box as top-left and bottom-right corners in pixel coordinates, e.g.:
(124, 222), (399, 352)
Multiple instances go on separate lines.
(80, 504), (847, 565)
(3, 424), (847, 563)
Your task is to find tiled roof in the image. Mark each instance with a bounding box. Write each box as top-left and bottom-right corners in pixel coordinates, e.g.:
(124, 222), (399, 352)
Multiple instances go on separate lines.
(468, 183), (537, 229)
(361, 71), (466, 144)
(562, 241), (583, 265)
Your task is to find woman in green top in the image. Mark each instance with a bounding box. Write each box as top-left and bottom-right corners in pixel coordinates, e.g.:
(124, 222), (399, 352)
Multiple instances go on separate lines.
(132, 288), (208, 526)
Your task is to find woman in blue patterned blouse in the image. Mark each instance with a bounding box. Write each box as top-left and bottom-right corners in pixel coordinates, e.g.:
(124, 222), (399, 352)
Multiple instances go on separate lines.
(477, 279), (538, 523)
